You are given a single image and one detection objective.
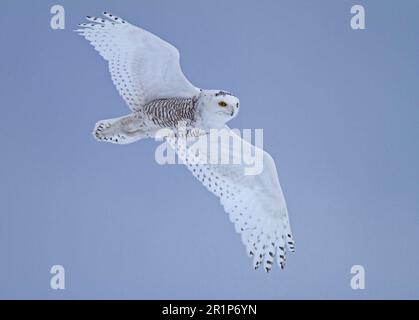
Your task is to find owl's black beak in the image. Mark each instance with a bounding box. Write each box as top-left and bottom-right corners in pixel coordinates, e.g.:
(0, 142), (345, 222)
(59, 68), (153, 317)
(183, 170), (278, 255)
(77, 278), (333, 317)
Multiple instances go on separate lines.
(231, 102), (240, 117)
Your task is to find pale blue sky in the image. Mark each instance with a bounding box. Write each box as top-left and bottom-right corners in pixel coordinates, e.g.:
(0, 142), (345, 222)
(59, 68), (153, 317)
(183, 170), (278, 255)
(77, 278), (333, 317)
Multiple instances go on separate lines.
(0, 0), (418, 299)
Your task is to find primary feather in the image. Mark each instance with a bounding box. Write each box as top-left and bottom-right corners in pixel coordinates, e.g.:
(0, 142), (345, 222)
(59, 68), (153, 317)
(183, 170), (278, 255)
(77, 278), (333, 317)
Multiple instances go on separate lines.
(167, 128), (295, 272)
(75, 12), (199, 110)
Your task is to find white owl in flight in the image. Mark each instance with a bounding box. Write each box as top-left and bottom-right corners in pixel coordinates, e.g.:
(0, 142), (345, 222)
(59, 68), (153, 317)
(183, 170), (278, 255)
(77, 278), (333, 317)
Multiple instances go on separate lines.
(76, 12), (295, 272)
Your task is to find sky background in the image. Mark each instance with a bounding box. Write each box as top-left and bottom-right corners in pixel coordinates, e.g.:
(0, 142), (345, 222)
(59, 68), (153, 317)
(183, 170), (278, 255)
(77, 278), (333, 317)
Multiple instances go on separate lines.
(0, 0), (418, 299)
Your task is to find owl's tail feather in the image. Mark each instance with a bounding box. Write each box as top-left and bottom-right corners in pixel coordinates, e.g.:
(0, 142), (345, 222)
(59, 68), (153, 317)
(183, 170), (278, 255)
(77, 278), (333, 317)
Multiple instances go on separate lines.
(92, 114), (151, 144)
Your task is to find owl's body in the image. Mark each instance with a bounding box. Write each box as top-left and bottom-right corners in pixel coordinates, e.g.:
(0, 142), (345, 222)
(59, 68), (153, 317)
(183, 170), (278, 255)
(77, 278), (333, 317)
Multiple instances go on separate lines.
(94, 90), (239, 143)
(93, 96), (198, 144)
(77, 12), (295, 272)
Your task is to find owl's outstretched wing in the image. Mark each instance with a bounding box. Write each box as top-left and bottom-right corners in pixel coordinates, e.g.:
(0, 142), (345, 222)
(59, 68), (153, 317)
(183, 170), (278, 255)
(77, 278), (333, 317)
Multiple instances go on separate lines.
(76, 12), (199, 110)
(167, 127), (295, 272)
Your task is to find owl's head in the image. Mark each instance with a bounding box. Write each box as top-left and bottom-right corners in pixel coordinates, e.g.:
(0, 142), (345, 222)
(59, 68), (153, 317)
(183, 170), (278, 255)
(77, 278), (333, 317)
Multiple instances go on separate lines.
(196, 90), (240, 129)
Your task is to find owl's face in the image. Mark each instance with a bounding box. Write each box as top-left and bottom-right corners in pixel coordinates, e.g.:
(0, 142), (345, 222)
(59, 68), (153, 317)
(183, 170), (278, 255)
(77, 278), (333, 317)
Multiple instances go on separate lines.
(197, 90), (240, 129)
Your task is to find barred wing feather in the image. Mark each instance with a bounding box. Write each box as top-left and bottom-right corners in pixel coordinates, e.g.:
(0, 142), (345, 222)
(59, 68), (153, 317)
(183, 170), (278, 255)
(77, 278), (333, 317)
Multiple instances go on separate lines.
(76, 12), (199, 110)
(168, 127), (295, 272)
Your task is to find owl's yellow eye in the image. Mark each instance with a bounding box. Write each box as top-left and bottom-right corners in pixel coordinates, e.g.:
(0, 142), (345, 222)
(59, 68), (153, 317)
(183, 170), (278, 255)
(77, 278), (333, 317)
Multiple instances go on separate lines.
(218, 101), (227, 107)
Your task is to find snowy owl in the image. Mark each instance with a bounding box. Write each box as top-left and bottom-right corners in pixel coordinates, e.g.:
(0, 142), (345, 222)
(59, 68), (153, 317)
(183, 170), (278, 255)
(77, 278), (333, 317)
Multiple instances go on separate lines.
(76, 12), (295, 272)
